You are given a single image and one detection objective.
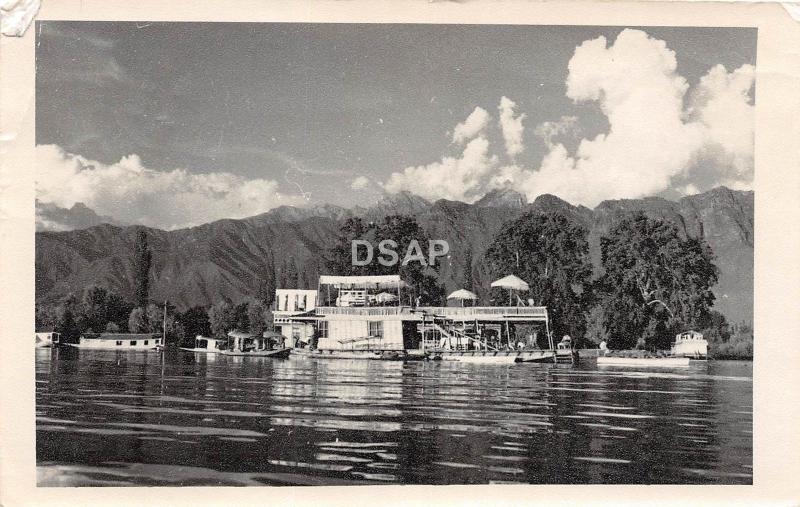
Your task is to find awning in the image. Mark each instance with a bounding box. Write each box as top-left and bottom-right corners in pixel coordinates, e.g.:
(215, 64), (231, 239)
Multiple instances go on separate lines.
(490, 274), (530, 291)
(319, 274), (407, 290)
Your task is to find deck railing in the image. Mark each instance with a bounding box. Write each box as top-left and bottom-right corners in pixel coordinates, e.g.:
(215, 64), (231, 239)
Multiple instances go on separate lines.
(314, 305), (548, 319)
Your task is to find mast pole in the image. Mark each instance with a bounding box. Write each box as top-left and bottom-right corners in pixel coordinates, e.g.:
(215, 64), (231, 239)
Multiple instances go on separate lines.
(162, 300), (167, 347)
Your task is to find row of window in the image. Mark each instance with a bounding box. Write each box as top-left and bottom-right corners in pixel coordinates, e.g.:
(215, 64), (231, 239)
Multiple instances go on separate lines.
(113, 339), (161, 346)
(315, 321), (384, 339)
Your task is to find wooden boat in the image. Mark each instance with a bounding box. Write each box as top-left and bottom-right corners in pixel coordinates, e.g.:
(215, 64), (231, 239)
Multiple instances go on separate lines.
(68, 333), (162, 350)
(597, 356), (690, 367)
(180, 335), (226, 354)
(221, 330), (291, 358)
(671, 330), (708, 359)
(430, 349), (555, 364)
(220, 347), (291, 358)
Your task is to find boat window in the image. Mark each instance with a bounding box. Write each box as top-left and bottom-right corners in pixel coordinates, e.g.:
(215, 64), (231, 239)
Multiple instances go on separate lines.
(130, 340), (137, 346)
(144, 340), (149, 345)
(116, 341), (122, 346)
(155, 339), (160, 344)
(318, 320), (328, 338)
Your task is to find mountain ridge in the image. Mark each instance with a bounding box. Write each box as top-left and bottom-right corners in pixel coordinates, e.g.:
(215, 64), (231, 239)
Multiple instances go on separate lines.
(35, 186), (753, 324)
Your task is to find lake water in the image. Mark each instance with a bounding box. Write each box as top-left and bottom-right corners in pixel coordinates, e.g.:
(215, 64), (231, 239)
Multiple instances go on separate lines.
(36, 347), (752, 486)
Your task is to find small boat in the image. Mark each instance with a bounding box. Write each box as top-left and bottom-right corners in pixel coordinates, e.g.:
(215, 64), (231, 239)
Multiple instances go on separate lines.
(431, 349), (556, 364)
(220, 330), (291, 358)
(35, 332), (60, 348)
(180, 335), (226, 354)
(671, 330), (708, 359)
(68, 333), (162, 350)
(597, 355), (690, 367)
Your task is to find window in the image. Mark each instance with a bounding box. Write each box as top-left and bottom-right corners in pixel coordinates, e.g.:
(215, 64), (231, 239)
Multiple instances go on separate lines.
(318, 320), (328, 339)
(144, 340), (149, 345)
(116, 341), (122, 346)
(130, 341), (137, 346)
(155, 339), (160, 344)
(369, 321), (383, 338)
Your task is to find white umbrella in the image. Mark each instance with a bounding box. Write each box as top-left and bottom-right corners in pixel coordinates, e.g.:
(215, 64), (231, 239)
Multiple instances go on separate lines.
(490, 274), (530, 305)
(447, 288), (478, 307)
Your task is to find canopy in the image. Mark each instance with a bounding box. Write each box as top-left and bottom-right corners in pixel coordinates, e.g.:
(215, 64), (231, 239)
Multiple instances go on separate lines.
(375, 292), (399, 302)
(319, 274), (407, 290)
(227, 330), (255, 339)
(262, 330), (284, 341)
(447, 289), (478, 300)
(490, 274), (530, 291)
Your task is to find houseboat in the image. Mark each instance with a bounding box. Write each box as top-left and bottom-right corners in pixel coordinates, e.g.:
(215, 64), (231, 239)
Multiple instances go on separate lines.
(68, 333), (162, 350)
(220, 330), (291, 358)
(180, 335), (227, 353)
(597, 355), (691, 367)
(284, 274), (562, 364)
(671, 330), (708, 359)
(35, 332), (60, 348)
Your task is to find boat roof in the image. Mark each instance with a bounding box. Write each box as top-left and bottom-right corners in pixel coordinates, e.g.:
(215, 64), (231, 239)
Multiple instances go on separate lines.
(84, 333), (157, 340)
(319, 274), (406, 289)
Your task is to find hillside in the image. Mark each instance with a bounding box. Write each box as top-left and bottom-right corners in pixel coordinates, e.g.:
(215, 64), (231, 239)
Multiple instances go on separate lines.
(35, 187), (754, 323)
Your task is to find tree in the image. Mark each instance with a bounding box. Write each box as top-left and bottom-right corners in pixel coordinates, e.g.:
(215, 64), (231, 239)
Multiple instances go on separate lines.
(128, 307), (148, 333)
(323, 214), (445, 305)
(177, 306), (212, 341)
(484, 211), (594, 340)
(256, 255), (277, 307)
(583, 304), (610, 347)
(105, 322), (121, 332)
(208, 301), (237, 337)
(55, 293), (82, 341)
(81, 285), (109, 333)
(35, 304), (59, 332)
(462, 248), (474, 293)
(133, 230), (152, 308)
(598, 213), (719, 350)
(247, 299), (268, 336)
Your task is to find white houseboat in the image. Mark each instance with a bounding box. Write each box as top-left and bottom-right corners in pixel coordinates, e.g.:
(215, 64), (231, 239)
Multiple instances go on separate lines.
(285, 274), (562, 364)
(671, 330), (708, 359)
(35, 332), (60, 348)
(68, 333), (162, 350)
(273, 288), (318, 349)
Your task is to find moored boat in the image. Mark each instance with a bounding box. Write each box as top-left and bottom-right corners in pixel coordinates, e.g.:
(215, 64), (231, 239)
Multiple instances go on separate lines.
(219, 330), (291, 358)
(279, 274), (561, 364)
(180, 335), (226, 354)
(35, 332), (60, 348)
(671, 330), (708, 359)
(597, 355), (690, 367)
(68, 333), (162, 350)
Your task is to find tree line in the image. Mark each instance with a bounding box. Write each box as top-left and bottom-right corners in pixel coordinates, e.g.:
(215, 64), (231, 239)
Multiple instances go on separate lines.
(36, 212), (752, 357)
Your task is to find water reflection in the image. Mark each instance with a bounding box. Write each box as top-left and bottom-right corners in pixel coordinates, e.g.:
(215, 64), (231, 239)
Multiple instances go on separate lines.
(36, 347), (752, 486)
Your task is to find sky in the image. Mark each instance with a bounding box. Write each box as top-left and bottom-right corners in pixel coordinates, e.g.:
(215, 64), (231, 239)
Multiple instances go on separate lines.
(35, 22), (756, 230)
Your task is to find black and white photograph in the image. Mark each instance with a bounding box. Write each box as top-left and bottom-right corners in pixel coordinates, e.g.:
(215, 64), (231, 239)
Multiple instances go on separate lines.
(30, 19), (759, 488)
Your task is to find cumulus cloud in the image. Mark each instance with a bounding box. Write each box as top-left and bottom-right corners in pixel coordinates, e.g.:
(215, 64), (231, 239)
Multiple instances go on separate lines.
(385, 29), (755, 207)
(350, 176), (370, 190)
(35, 144), (305, 230)
(451, 106), (491, 145)
(384, 136), (498, 202)
(498, 96), (526, 159)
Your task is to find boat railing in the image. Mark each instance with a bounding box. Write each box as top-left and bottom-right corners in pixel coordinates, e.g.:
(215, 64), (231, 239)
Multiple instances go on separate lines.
(315, 305), (548, 318)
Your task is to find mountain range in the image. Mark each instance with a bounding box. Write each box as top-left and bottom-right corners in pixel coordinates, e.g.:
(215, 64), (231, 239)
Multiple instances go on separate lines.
(35, 187), (753, 324)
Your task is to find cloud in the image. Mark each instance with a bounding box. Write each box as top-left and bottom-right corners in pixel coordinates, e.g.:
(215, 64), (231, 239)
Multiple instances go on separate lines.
(387, 29), (754, 207)
(533, 115), (579, 148)
(451, 106), (491, 145)
(384, 136), (498, 202)
(497, 96), (526, 159)
(350, 176), (370, 190)
(35, 144), (305, 230)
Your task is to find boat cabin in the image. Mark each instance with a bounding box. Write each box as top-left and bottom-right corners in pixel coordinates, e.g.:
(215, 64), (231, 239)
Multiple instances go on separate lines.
(226, 330), (285, 353)
(193, 335), (227, 351)
(671, 330), (708, 358)
(73, 333), (161, 350)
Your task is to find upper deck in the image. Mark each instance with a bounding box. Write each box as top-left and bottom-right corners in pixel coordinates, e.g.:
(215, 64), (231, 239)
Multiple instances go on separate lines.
(311, 305), (548, 322)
